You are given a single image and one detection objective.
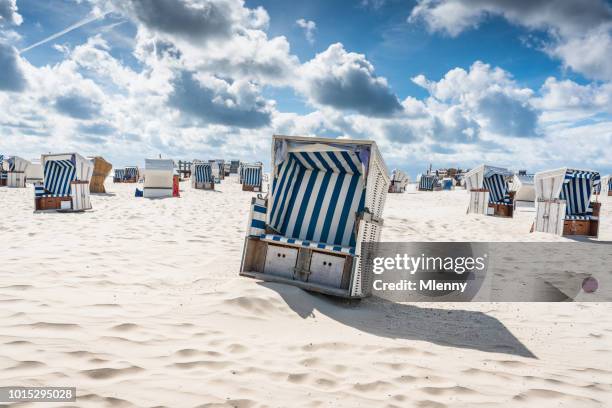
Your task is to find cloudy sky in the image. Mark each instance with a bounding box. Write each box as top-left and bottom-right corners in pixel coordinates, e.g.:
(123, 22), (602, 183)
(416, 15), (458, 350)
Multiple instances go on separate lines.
(0, 0), (611, 176)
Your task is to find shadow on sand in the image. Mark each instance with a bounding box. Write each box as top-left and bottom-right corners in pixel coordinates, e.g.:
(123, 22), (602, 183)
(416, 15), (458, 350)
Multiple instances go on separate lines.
(259, 281), (536, 359)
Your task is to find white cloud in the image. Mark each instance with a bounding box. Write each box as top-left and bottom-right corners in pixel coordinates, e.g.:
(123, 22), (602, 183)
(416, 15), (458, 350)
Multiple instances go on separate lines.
(0, 0), (22, 26)
(296, 18), (316, 44)
(408, 0), (612, 80)
(298, 43), (402, 116)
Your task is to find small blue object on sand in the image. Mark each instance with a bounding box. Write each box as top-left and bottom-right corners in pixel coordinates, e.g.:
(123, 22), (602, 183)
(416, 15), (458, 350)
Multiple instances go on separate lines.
(135, 188), (143, 197)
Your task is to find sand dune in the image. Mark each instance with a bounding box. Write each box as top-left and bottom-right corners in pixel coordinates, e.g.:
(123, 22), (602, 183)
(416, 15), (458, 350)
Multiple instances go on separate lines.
(1, 178), (611, 407)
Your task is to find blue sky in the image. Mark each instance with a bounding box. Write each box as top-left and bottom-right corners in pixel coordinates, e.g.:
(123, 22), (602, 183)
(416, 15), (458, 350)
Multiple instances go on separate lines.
(0, 0), (611, 176)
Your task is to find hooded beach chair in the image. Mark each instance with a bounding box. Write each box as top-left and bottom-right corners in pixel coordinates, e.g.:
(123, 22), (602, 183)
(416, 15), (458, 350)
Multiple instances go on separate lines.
(418, 174), (438, 191)
(177, 160), (192, 180)
(532, 168), (601, 237)
(597, 175), (611, 196)
(25, 159), (43, 184)
(240, 135), (390, 299)
(143, 159), (175, 198)
(35, 153), (93, 211)
(6, 156), (31, 188)
(124, 166), (139, 182)
(209, 160), (225, 182)
(511, 173), (535, 202)
(114, 168), (125, 183)
(388, 169), (409, 193)
(89, 156), (112, 194)
(230, 160), (240, 174)
(0, 155), (6, 187)
(191, 162), (215, 190)
(241, 163), (263, 192)
(465, 164), (514, 217)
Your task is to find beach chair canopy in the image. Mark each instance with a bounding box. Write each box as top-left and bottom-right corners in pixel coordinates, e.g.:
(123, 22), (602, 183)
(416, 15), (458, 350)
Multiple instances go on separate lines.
(145, 159), (174, 171)
(419, 174), (437, 190)
(534, 168), (600, 217)
(7, 156), (30, 172)
(41, 153), (93, 196)
(242, 164), (262, 186)
(465, 164), (512, 204)
(391, 169), (409, 183)
(125, 166), (138, 179)
(115, 168), (125, 179)
(193, 162), (213, 183)
(267, 138), (374, 248)
(25, 159), (43, 180)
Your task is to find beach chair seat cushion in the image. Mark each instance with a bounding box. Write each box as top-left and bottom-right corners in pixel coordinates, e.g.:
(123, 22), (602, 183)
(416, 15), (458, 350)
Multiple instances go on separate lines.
(259, 234), (355, 255)
(489, 200), (513, 206)
(565, 215), (597, 221)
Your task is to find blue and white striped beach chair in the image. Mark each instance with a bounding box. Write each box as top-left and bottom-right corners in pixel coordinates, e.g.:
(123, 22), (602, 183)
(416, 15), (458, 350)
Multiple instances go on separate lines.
(0, 154), (6, 186)
(465, 164), (514, 217)
(5, 156), (30, 188)
(124, 166), (139, 182)
(35, 153), (93, 211)
(241, 163), (263, 192)
(418, 174), (438, 191)
(533, 168), (601, 236)
(191, 162), (214, 190)
(114, 168), (125, 182)
(240, 135), (390, 299)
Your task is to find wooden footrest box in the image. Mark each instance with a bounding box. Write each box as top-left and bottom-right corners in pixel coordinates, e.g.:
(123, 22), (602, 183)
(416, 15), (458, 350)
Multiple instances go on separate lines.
(563, 220), (599, 236)
(488, 203), (514, 217)
(35, 196), (72, 211)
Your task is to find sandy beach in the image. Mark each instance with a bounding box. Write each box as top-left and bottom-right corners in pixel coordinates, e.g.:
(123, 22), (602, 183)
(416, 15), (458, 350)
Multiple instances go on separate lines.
(0, 178), (610, 407)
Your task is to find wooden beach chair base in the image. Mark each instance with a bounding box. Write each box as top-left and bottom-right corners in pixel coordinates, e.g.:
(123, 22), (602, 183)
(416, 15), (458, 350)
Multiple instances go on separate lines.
(195, 182), (215, 190)
(35, 196), (72, 211)
(240, 237), (356, 298)
(488, 203), (514, 217)
(0, 179), (6, 187)
(242, 184), (261, 192)
(563, 220), (599, 237)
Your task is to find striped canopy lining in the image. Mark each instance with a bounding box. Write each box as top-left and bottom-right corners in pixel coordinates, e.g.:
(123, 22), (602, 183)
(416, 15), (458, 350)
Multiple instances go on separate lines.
(268, 150), (366, 248)
(125, 167), (138, 179)
(243, 166), (262, 186)
(44, 160), (76, 196)
(483, 173), (511, 204)
(115, 169), (125, 179)
(419, 175), (437, 190)
(194, 163), (213, 183)
(560, 171), (600, 216)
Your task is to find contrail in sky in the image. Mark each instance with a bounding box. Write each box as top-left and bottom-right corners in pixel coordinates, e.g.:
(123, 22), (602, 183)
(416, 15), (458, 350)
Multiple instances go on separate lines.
(20, 10), (109, 53)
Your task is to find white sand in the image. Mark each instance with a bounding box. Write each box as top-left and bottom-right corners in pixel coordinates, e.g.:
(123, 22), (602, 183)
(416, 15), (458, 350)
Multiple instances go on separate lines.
(1, 178), (611, 407)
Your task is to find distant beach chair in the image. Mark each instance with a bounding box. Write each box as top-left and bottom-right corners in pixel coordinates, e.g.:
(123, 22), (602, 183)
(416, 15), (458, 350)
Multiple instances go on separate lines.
(143, 159), (175, 198)
(388, 169), (409, 193)
(124, 166), (139, 183)
(230, 160), (241, 174)
(6, 156), (30, 188)
(177, 160), (192, 180)
(418, 174), (438, 191)
(240, 135), (389, 299)
(35, 153), (93, 211)
(25, 159), (43, 184)
(241, 163), (263, 192)
(89, 156), (112, 194)
(532, 168), (601, 237)
(113, 168), (125, 183)
(191, 162), (215, 190)
(596, 175), (611, 197)
(0, 155), (5, 187)
(465, 164), (515, 217)
(511, 173), (535, 202)
(209, 160), (225, 182)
